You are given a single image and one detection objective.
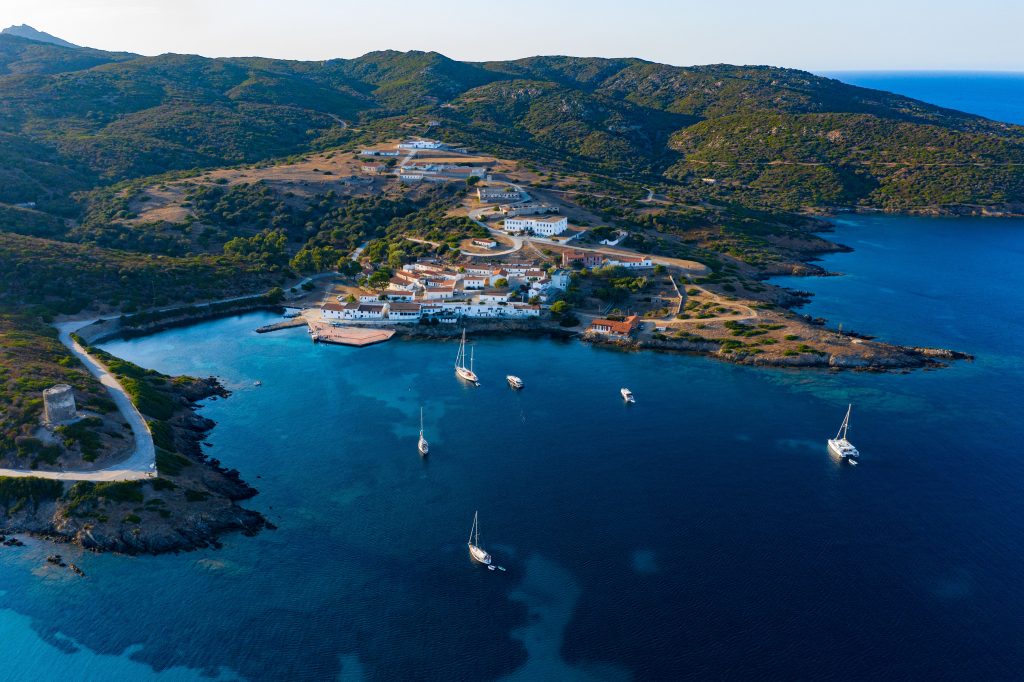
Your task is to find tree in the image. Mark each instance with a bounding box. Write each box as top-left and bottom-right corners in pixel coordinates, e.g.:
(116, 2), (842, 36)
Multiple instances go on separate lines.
(494, 277), (508, 288)
(549, 300), (571, 316)
(368, 270), (391, 290)
(466, 176), (480, 187)
(266, 287), (284, 303)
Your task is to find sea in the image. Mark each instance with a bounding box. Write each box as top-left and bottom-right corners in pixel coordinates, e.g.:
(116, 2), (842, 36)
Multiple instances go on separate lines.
(1, 74), (1023, 681)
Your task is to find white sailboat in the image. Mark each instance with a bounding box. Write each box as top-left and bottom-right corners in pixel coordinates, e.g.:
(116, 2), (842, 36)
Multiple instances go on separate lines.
(467, 511), (492, 565)
(417, 406), (429, 457)
(455, 329), (479, 385)
(621, 387), (635, 403)
(827, 404), (860, 460)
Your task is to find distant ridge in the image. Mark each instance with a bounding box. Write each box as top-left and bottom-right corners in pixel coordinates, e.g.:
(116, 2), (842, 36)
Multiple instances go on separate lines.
(1, 24), (78, 48)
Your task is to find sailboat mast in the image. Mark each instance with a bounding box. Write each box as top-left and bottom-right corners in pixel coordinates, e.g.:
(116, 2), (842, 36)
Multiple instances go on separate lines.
(836, 404), (851, 440)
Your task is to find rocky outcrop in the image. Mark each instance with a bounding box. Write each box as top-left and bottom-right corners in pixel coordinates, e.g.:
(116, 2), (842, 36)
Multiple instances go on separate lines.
(0, 375), (269, 555)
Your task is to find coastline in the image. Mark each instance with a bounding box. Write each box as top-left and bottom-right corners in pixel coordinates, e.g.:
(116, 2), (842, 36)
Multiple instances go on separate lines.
(0, 363), (270, 556)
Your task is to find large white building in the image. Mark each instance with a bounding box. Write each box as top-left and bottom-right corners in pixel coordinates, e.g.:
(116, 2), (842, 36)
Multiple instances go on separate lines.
(398, 139), (443, 149)
(503, 215), (568, 237)
(478, 187), (523, 203)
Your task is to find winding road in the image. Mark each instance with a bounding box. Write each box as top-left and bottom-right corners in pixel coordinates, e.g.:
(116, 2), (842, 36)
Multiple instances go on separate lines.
(0, 320), (156, 481)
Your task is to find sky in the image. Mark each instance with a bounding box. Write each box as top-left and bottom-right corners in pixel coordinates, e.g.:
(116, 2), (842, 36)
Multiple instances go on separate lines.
(2, 0), (1023, 71)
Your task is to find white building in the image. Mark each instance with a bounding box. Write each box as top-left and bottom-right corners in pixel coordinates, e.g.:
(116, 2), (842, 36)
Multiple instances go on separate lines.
(599, 230), (628, 246)
(549, 269), (571, 290)
(321, 302), (386, 320)
(400, 173), (424, 183)
(423, 286), (456, 300)
(398, 139), (443, 149)
(500, 203), (557, 217)
(503, 215), (568, 237)
(476, 290), (512, 304)
(462, 276), (487, 289)
(386, 302), (422, 321)
(605, 255), (653, 269)
(478, 187), (523, 203)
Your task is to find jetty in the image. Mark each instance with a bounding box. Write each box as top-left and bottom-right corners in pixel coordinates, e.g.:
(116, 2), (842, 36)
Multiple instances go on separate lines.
(308, 320), (394, 347)
(255, 318), (308, 333)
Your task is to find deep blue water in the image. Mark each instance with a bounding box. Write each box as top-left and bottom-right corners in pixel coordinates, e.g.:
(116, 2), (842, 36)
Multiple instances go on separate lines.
(1, 213), (1022, 680)
(825, 71), (1024, 124)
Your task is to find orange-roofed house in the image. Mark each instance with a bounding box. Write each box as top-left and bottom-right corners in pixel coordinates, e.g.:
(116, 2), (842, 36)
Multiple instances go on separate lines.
(587, 315), (640, 340)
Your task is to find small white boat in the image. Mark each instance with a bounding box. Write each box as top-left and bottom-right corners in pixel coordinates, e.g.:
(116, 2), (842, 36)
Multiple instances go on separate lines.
(621, 388), (635, 403)
(455, 329), (479, 386)
(827, 404), (860, 461)
(417, 406), (429, 457)
(467, 511), (492, 565)
(506, 375), (524, 389)
(254, 380), (262, 387)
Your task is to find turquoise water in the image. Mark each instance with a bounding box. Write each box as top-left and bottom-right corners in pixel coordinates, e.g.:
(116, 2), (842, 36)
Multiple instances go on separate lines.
(825, 71), (1024, 124)
(2, 213), (1023, 680)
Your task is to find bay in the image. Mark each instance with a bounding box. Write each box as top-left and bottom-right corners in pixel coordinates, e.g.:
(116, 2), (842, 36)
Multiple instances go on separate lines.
(2, 214), (1023, 680)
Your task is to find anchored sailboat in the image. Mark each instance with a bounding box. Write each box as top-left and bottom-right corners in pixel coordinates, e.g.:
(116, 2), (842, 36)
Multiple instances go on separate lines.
(467, 511), (492, 565)
(418, 406), (429, 457)
(827, 404), (859, 460)
(455, 329), (479, 385)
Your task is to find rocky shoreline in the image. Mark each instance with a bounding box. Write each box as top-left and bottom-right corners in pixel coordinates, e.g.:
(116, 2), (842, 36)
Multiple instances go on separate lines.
(0, 374), (271, 556)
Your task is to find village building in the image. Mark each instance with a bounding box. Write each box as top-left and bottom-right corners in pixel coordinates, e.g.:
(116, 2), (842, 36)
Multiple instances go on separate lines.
(386, 302), (422, 321)
(605, 255), (653, 269)
(500, 203), (557, 217)
(476, 290), (512, 304)
(477, 187), (523, 203)
(361, 164), (387, 174)
(549, 269), (571, 290)
(599, 231), (628, 246)
(423, 285), (456, 300)
(588, 314), (640, 340)
(503, 215), (568, 237)
(462, 275), (488, 289)
(471, 238), (497, 249)
(398, 139), (444, 149)
(561, 250), (604, 268)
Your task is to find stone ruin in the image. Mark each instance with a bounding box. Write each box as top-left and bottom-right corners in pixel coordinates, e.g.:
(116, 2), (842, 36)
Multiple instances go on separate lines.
(43, 384), (78, 424)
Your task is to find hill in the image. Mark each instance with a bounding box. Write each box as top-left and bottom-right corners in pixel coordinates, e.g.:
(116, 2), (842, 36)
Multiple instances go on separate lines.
(0, 41), (1018, 217)
(1, 24), (79, 48)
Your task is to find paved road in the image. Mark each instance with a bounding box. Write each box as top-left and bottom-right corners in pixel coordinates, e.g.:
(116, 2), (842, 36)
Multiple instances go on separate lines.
(462, 204), (525, 257)
(0, 320), (156, 481)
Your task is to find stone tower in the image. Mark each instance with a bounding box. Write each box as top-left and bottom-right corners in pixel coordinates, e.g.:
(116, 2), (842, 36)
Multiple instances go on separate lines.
(43, 384), (77, 424)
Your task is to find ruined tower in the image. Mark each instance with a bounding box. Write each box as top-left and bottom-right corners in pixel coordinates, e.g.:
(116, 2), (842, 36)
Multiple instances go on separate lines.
(43, 384), (77, 424)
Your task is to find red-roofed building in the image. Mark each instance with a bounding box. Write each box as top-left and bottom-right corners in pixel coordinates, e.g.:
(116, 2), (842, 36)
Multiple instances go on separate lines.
(561, 250), (603, 269)
(588, 315), (640, 340)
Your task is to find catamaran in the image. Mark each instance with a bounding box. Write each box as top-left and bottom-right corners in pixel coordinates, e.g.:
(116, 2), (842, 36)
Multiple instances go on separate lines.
(621, 387), (635, 403)
(467, 511), (492, 565)
(417, 406), (429, 457)
(827, 404), (859, 461)
(506, 375), (524, 389)
(455, 329), (479, 385)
